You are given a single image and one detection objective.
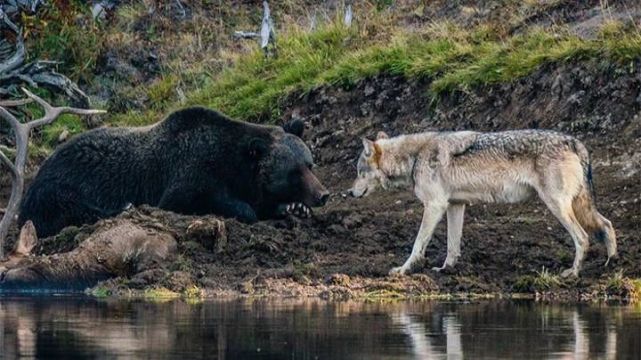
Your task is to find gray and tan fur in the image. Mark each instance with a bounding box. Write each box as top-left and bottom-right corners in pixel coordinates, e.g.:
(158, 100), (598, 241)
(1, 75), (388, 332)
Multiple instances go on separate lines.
(349, 130), (616, 278)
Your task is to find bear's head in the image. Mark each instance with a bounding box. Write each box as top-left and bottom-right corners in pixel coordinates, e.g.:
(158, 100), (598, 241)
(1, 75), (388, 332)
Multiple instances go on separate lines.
(249, 120), (329, 217)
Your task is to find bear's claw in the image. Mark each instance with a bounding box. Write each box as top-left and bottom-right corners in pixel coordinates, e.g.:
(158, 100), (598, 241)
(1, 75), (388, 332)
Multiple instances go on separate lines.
(285, 202), (312, 218)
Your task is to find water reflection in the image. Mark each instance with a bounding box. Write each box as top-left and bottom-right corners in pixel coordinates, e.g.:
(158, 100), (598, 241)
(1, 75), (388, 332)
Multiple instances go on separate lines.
(0, 297), (639, 359)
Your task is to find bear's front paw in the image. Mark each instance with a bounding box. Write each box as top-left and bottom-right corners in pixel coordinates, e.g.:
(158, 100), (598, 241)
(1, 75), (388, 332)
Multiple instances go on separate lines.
(285, 203), (312, 219)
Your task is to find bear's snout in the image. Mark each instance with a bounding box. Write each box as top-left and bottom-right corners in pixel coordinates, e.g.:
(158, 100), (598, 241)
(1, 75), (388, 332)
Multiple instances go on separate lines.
(300, 167), (330, 208)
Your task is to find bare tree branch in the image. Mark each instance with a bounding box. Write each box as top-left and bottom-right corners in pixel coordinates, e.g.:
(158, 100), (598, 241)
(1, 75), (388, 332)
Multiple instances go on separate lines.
(234, 31), (260, 39)
(0, 13), (25, 74)
(0, 89), (106, 257)
(0, 105), (21, 129)
(0, 98), (32, 107)
(21, 88), (106, 129)
(0, 145), (18, 178)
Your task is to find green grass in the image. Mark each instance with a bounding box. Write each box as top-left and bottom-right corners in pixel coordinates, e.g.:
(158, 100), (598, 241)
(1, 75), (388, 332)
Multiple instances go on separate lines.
(25, 1), (105, 82)
(606, 271), (641, 301)
(106, 19), (641, 126)
(40, 114), (87, 148)
(186, 23), (356, 121)
(513, 266), (563, 292)
(21, 6), (641, 141)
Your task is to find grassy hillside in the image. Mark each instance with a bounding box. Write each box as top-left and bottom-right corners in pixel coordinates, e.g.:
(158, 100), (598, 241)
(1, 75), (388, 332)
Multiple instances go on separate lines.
(5, 0), (641, 150)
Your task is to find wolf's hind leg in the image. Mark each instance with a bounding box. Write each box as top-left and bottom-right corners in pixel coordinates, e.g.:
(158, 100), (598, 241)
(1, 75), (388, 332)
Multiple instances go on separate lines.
(539, 193), (589, 278)
(390, 201), (447, 275)
(433, 203), (465, 272)
(596, 213), (617, 264)
(571, 186), (617, 265)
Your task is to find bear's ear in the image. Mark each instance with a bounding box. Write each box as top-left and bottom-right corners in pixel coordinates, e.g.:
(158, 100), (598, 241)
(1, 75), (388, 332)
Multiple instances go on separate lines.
(376, 131), (389, 140)
(247, 138), (269, 158)
(282, 119), (305, 138)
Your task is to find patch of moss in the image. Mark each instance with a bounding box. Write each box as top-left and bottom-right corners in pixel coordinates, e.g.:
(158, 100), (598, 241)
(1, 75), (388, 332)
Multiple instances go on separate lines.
(40, 114), (87, 148)
(89, 286), (111, 298)
(143, 287), (180, 300)
(183, 285), (203, 300)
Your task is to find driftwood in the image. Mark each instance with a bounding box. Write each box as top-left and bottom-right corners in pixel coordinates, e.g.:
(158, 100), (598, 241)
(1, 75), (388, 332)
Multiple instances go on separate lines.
(0, 88), (106, 258)
(0, 5), (90, 106)
(1, 1), (44, 15)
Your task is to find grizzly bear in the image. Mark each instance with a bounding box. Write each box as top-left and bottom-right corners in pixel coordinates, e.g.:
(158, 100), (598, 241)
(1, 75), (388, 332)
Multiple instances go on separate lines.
(19, 107), (329, 237)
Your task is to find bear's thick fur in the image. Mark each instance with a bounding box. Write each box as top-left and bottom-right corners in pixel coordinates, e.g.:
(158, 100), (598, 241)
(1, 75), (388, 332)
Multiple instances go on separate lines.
(19, 107), (329, 237)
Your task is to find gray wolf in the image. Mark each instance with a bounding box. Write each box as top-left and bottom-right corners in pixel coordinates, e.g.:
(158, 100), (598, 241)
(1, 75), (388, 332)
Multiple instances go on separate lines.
(349, 129), (616, 278)
(20, 107), (329, 237)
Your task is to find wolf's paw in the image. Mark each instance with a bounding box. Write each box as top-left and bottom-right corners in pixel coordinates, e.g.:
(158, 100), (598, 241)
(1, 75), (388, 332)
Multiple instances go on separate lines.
(389, 266), (408, 276)
(431, 266), (447, 273)
(560, 268), (578, 278)
(285, 203), (312, 219)
(432, 258), (458, 274)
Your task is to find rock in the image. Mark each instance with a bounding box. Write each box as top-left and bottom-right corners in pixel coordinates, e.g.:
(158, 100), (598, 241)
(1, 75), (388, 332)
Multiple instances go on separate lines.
(364, 85), (375, 97)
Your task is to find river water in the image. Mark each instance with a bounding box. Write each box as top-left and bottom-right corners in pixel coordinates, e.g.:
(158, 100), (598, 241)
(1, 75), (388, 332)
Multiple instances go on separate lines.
(0, 296), (639, 359)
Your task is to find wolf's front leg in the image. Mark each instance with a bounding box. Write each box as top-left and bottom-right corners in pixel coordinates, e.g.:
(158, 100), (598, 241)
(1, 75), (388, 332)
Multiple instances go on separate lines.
(433, 203), (465, 272)
(390, 202), (447, 275)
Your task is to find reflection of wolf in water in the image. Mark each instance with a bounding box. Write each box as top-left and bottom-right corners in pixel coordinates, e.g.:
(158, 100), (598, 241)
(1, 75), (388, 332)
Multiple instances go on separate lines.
(349, 130), (617, 278)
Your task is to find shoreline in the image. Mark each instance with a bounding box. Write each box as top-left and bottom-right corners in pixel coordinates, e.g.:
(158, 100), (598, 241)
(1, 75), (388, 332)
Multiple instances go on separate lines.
(89, 274), (641, 304)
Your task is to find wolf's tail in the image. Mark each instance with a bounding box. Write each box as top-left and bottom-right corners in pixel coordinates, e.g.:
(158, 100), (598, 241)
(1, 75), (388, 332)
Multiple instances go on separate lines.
(571, 139), (617, 258)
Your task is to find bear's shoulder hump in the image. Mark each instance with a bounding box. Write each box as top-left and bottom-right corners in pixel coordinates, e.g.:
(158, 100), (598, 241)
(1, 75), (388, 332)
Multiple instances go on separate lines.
(160, 106), (235, 134)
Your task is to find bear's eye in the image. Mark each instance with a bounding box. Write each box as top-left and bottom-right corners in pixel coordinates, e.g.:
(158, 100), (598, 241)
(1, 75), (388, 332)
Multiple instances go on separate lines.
(307, 163), (313, 170)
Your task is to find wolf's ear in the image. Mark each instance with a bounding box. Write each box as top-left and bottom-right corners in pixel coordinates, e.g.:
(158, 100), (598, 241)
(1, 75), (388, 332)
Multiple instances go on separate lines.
(376, 131), (389, 140)
(14, 221), (37, 256)
(283, 119), (305, 138)
(361, 138), (375, 157)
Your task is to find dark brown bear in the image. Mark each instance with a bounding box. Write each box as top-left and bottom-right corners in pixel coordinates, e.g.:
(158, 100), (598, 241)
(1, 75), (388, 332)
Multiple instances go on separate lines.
(19, 107), (329, 237)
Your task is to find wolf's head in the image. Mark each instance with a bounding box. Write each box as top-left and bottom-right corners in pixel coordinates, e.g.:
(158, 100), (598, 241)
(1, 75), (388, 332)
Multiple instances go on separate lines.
(348, 132), (390, 198)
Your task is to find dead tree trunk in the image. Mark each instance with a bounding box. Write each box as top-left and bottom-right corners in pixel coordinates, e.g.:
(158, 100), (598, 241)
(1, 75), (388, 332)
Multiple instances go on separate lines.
(0, 88), (105, 258)
(234, 1), (276, 56)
